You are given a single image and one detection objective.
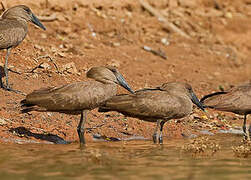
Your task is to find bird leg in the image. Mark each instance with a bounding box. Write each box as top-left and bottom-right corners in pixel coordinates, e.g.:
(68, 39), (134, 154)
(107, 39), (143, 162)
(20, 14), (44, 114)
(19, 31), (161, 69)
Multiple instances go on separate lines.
(1, 48), (23, 94)
(248, 123), (251, 141)
(3, 48), (11, 89)
(0, 49), (8, 89)
(246, 115), (251, 141)
(159, 121), (166, 144)
(77, 110), (88, 146)
(243, 114), (248, 140)
(153, 120), (161, 143)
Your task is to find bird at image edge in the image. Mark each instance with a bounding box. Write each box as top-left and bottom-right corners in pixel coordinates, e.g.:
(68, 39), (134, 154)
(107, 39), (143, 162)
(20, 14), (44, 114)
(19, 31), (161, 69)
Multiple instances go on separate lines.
(0, 5), (46, 92)
(201, 82), (251, 141)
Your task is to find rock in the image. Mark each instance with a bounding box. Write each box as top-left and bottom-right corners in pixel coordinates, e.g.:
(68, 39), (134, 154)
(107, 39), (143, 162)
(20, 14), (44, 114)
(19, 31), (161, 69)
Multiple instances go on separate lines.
(106, 59), (120, 67)
(224, 12), (233, 19)
(124, 136), (148, 141)
(61, 62), (78, 74)
(200, 130), (214, 135)
(47, 112), (53, 117)
(0, 118), (8, 125)
(57, 52), (66, 57)
(34, 44), (45, 52)
(40, 63), (51, 70)
(112, 42), (120, 47)
(181, 133), (198, 138)
(59, 44), (64, 49)
(41, 33), (47, 39)
(93, 134), (121, 142)
(161, 38), (170, 46)
(218, 128), (243, 135)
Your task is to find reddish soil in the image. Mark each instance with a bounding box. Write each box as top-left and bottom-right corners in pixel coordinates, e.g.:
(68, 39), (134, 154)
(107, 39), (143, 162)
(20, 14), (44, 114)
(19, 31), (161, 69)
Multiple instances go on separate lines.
(0, 0), (251, 144)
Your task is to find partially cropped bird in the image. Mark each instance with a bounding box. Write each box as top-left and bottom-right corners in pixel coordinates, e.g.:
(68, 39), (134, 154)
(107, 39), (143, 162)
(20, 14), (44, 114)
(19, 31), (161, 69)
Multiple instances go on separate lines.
(0, 5), (46, 92)
(21, 66), (134, 145)
(99, 82), (204, 144)
(201, 83), (251, 140)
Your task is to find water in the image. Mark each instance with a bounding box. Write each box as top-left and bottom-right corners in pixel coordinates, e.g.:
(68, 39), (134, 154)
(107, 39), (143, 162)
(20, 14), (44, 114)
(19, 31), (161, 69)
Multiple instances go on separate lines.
(0, 134), (251, 180)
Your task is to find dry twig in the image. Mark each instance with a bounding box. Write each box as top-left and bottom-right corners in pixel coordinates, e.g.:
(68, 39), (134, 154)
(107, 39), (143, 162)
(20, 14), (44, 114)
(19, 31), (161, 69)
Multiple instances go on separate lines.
(142, 46), (167, 60)
(28, 62), (44, 73)
(139, 0), (190, 39)
(8, 68), (21, 75)
(0, 1), (6, 11)
(31, 55), (61, 73)
(213, 0), (222, 10)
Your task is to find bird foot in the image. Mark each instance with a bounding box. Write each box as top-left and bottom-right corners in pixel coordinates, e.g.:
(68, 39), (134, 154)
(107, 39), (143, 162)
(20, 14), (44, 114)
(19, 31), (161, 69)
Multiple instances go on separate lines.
(159, 136), (163, 144)
(152, 133), (158, 144)
(77, 127), (86, 145)
(243, 133), (250, 142)
(152, 133), (164, 144)
(79, 142), (86, 149)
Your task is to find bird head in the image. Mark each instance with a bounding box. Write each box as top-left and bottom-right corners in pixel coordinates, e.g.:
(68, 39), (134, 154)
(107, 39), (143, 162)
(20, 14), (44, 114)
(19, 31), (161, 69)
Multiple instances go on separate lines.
(86, 66), (134, 94)
(2, 5), (46, 30)
(161, 82), (205, 111)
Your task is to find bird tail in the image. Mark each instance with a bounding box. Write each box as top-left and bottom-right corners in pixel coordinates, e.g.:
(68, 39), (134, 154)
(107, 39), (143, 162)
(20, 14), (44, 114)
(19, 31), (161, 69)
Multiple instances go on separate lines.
(20, 99), (36, 113)
(98, 106), (111, 113)
(200, 91), (227, 108)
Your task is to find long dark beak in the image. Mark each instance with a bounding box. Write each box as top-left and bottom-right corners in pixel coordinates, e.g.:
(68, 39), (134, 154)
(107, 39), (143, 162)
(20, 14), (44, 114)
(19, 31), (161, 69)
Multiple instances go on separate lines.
(116, 73), (134, 94)
(191, 91), (205, 111)
(31, 13), (46, 30)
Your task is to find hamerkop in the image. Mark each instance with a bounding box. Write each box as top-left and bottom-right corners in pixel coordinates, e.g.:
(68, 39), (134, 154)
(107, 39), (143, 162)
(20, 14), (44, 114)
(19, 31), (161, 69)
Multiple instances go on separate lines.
(201, 83), (251, 140)
(0, 5), (46, 91)
(21, 66), (134, 145)
(99, 82), (204, 144)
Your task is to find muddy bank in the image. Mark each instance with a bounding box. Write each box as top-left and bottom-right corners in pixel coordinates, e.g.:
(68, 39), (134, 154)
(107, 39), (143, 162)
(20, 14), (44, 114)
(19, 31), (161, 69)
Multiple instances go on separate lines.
(0, 0), (250, 144)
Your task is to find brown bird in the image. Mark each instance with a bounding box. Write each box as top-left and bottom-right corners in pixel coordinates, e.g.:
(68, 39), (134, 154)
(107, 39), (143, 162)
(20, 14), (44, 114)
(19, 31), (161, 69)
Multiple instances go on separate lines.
(99, 82), (204, 144)
(0, 5), (46, 92)
(20, 66), (134, 145)
(201, 83), (251, 140)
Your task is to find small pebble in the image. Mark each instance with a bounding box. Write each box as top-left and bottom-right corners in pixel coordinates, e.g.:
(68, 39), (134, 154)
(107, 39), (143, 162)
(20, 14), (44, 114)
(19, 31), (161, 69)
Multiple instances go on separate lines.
(161, 38), (170, 46)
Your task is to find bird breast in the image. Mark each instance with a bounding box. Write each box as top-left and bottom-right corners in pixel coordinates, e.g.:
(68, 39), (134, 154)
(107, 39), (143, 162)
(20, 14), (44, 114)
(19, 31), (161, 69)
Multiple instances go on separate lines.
(0, 19), (27, 49)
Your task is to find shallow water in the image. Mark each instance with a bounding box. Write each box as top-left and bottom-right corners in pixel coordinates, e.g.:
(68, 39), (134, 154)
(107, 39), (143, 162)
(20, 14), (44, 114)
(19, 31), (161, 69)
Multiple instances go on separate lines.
(0, 134), (251, 180)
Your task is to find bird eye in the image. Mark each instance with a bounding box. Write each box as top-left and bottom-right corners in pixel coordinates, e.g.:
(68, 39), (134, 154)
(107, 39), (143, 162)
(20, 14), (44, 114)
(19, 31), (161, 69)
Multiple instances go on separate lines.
(24, 7), (31, 13)
(109, 68), (117, 73)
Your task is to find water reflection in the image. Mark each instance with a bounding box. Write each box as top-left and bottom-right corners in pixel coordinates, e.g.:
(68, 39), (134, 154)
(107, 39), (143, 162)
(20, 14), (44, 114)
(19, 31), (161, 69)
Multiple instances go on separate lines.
(0, 134), (251, 179)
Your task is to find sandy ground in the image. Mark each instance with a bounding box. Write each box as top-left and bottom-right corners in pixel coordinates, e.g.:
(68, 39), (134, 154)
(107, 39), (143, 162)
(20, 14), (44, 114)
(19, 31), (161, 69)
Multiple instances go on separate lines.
(0, 0), (251, 144)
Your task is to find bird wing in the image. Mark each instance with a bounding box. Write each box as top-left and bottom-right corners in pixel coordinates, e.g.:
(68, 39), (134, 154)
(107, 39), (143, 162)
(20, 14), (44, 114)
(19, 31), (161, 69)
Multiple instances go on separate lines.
(101, 89), (184, 120)
(25, 82), (92, 111)
(24, 81), (116, 112)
